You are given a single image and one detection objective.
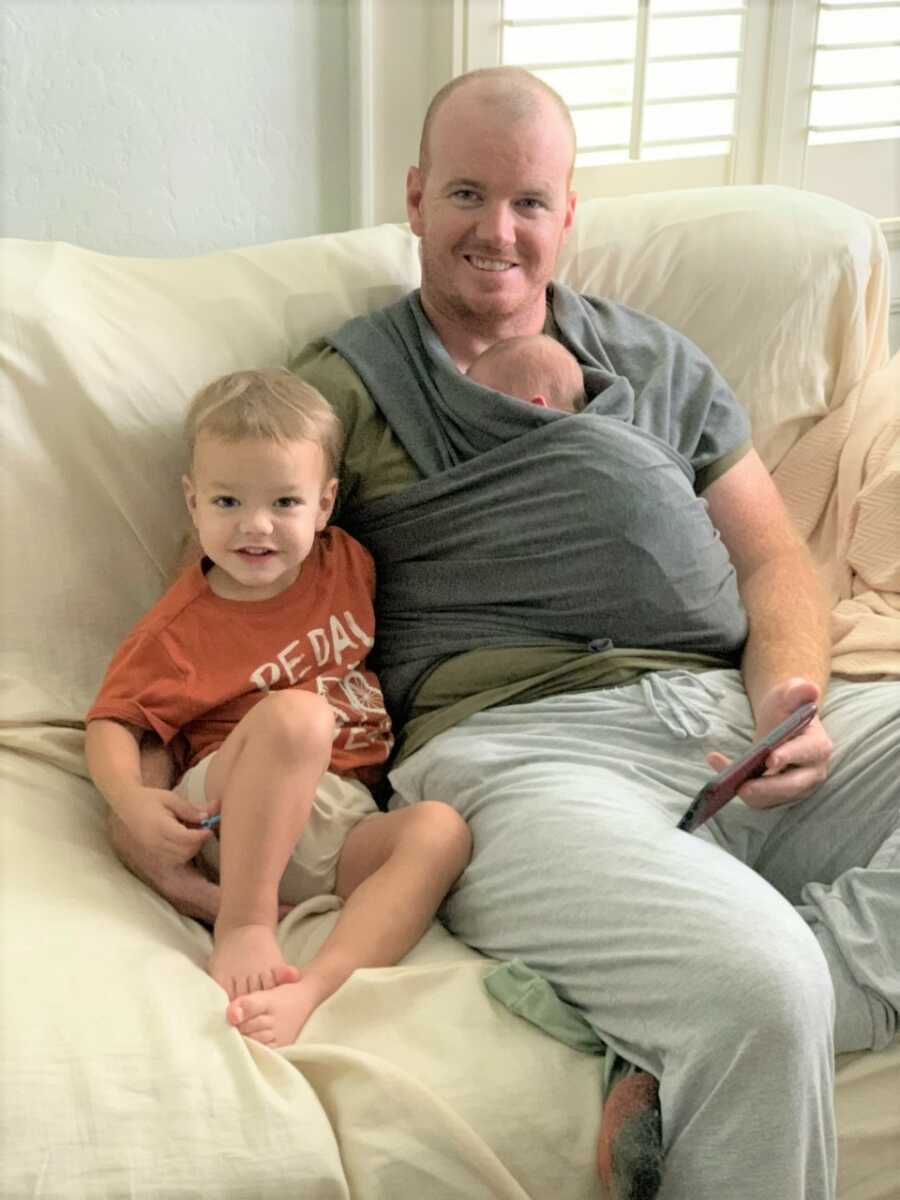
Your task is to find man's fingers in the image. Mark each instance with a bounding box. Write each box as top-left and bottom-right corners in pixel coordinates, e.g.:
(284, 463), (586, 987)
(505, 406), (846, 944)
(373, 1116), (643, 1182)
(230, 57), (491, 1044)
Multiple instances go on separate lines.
(765, 723), (832, 775)
(740, 764), (828, 808)
(706, 751), (729, 771)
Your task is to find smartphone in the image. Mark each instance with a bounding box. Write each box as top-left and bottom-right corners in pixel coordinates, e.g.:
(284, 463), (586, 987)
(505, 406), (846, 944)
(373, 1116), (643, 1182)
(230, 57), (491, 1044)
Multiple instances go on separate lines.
(677, 701), (818, 833)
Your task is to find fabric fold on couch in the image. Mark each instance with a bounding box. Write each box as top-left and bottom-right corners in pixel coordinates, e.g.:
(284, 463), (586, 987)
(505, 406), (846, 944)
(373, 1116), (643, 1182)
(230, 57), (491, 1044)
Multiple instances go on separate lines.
(775, 352), (900, 677)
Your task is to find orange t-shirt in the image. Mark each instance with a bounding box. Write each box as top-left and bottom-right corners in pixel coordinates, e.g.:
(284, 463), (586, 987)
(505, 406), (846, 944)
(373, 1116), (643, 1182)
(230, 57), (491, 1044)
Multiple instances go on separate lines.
(86, 527), (393, 780)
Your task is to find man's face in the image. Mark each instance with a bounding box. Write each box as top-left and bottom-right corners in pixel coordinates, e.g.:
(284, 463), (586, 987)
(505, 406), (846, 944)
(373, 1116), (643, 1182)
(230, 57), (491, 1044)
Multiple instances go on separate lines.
(407, 88), (576, 334)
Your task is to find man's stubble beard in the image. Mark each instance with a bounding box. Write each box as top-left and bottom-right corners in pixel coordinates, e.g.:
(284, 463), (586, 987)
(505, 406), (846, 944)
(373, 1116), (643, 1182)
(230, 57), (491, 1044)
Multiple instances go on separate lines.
(419, 247), (548, 341)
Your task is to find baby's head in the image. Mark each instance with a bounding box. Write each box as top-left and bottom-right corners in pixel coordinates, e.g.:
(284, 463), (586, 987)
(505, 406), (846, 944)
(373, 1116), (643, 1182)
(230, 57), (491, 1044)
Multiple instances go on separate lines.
(182, 368), (343, 600)
(467, 335), (585, 413)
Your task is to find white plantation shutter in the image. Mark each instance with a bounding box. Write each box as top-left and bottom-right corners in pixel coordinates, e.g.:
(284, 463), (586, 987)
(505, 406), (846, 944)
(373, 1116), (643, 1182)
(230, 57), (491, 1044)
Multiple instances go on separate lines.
(501, 0), (746, 167)
(809, 1), (900, 146)
(803, 1), (899, 218)
(455, 0), (898, 217)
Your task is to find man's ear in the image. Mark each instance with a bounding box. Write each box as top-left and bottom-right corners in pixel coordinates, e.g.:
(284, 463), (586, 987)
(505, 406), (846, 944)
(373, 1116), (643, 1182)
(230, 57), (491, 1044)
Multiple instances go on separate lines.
(316, 477), (338, 531)
(182, 474), (199, 526)
(562, 189), (577, 239)
(406, 166), (425, 236)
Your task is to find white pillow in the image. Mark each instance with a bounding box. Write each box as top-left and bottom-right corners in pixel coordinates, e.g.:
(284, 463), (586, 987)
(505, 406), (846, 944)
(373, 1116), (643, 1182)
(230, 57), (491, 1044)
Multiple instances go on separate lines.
(558, 185), (890, 467)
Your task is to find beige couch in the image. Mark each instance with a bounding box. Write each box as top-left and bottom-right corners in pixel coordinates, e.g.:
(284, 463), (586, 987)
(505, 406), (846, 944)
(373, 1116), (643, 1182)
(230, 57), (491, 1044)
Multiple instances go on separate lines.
(2, 186), (899, 1199)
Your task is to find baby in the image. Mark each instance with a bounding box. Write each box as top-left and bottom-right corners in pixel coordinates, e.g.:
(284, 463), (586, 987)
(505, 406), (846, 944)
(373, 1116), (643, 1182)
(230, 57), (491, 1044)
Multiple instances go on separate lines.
(467, 333), (585, 412)
(86, 368), (471, 1047)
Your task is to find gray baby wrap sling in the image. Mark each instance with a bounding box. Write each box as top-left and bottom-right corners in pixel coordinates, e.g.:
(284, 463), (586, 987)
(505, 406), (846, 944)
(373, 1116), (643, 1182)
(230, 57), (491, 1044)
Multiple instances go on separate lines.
(327, 285), (749, 721)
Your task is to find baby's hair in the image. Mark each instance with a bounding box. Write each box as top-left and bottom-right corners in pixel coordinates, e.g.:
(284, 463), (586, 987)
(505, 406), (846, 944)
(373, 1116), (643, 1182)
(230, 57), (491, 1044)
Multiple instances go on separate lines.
(185, 368), (344, 478)
(469, 335), (585, 412)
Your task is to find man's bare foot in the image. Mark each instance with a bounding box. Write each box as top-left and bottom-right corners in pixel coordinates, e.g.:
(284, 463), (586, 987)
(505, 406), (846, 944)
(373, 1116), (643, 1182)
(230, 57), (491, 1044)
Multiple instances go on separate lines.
(226, 972), (335, 1046)
(210, 922), (301, 999)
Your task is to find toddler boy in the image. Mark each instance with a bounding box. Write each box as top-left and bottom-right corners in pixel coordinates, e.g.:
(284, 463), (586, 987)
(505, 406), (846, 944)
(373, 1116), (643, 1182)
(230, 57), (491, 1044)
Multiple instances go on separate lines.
(86, 368), (471, 1047)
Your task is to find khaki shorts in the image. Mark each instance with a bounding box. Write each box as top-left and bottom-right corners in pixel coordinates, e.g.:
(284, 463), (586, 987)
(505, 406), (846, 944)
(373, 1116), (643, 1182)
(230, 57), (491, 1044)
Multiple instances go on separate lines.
(176, 754), (380, 904)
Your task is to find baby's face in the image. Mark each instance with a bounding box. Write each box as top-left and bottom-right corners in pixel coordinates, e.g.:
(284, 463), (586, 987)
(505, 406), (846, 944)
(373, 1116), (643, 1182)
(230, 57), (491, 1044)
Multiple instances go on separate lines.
(183, 435), (336, 601)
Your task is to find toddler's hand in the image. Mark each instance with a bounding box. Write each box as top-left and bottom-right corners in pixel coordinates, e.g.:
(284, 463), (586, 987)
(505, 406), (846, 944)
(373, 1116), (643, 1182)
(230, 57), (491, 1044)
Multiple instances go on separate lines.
(117, 785), (213, 865)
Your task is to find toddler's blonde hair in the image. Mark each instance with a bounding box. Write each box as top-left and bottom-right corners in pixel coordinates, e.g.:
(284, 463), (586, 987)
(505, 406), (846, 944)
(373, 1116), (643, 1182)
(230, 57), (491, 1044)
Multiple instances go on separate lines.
(185, 368), (343, 478)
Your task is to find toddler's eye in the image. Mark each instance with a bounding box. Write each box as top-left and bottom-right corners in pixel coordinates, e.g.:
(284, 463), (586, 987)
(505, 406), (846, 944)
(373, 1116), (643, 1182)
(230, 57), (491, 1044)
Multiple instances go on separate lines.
(274, 497), (301, 508)
(212, 496), (238, 508)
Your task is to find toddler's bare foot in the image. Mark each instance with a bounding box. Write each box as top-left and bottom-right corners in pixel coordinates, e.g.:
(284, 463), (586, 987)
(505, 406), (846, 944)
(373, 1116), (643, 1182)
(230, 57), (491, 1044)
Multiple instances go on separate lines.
(226, 972), (335, 1047)
(209, 922), (300, 999)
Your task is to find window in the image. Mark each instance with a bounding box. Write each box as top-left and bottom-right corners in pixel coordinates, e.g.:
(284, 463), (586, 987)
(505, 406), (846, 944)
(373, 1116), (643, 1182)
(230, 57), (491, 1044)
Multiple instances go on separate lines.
(461, 0), (898, 218)
(501, 0), (746, 167)
(810, 0), (900, 146)
(805, 1), (899, 218)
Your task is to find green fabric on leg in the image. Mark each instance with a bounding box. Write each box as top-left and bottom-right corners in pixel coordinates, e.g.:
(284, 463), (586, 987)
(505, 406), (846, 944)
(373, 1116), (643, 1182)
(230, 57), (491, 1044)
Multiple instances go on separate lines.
(484, 959), (607, 1056)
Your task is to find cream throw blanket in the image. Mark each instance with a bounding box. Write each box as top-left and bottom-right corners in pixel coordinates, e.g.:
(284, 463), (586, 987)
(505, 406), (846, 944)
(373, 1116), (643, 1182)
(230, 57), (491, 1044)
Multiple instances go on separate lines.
(774, 352), (900, 677)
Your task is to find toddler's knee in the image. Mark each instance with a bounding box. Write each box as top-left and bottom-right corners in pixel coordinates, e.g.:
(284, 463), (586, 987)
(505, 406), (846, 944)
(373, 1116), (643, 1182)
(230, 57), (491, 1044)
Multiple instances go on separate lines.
(257, 689), (335, 758)
(409, 801), (472, 870)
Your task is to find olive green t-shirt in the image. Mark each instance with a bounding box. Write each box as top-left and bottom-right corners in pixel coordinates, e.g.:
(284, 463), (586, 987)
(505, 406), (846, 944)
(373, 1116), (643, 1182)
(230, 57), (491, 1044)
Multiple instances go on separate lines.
(291, 335), (749, 763)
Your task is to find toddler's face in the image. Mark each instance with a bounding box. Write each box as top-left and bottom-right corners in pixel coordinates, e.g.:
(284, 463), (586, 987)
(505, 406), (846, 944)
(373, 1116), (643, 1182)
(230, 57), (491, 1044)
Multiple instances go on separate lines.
(183, 435), (336, 601)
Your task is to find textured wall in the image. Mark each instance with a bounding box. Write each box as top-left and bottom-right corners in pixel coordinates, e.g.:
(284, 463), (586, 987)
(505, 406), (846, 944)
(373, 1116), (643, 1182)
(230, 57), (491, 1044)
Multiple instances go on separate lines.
(1, 0), (350, 256)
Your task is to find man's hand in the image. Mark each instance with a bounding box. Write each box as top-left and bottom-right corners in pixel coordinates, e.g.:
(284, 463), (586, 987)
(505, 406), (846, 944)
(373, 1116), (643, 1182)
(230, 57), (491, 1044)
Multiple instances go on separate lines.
(706, 677), (832, 809)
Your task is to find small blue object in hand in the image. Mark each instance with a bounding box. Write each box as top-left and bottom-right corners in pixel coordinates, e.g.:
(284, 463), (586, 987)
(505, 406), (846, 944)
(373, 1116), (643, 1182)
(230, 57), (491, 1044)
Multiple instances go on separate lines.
(200, 813), (221, 829)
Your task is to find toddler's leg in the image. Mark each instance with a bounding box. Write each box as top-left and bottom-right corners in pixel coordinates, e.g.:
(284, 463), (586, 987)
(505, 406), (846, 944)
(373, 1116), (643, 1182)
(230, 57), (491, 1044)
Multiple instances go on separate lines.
(203, 690), (335, 999)
(227, 801), (471, 1046)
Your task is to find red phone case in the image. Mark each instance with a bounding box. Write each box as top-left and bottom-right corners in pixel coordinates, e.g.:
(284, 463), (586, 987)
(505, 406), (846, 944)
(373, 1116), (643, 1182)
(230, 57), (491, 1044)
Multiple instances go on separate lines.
(677, 701), (818, 833)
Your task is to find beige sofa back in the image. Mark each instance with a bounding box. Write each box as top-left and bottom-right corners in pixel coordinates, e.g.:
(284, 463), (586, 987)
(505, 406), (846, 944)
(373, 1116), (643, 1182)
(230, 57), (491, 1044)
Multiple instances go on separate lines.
(1, 186), (891, 734)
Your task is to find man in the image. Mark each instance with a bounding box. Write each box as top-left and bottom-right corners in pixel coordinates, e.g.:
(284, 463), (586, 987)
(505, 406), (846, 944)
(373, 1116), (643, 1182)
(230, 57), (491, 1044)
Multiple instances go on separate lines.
(119, 68), (899, 1200)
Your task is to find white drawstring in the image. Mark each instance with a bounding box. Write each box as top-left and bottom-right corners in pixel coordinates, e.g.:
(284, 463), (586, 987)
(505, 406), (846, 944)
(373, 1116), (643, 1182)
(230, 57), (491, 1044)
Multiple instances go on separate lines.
(639, 671), (725, 739)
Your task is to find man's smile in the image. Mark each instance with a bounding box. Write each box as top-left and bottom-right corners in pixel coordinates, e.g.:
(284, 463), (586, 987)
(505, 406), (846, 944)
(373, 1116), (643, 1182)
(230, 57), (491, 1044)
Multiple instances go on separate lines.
(465, 254), (517, 272)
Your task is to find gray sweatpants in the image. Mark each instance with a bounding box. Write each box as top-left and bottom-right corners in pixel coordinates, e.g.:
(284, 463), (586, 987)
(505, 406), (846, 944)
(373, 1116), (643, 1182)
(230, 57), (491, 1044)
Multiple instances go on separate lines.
(388, 669), (900, 1200)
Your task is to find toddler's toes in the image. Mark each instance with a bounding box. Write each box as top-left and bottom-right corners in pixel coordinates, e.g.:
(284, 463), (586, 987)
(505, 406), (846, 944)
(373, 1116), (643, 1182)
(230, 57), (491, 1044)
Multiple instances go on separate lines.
(227, 996), (259, 1026)
(274, 963), (301, 986)
(227, 995), (276, 1042)
(240, 1016), (277, 1045)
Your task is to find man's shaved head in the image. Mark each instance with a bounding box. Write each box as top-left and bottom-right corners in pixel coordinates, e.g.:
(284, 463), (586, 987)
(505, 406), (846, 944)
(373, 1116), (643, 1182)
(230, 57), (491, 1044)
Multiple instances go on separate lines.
(419, 67), (576, 181)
